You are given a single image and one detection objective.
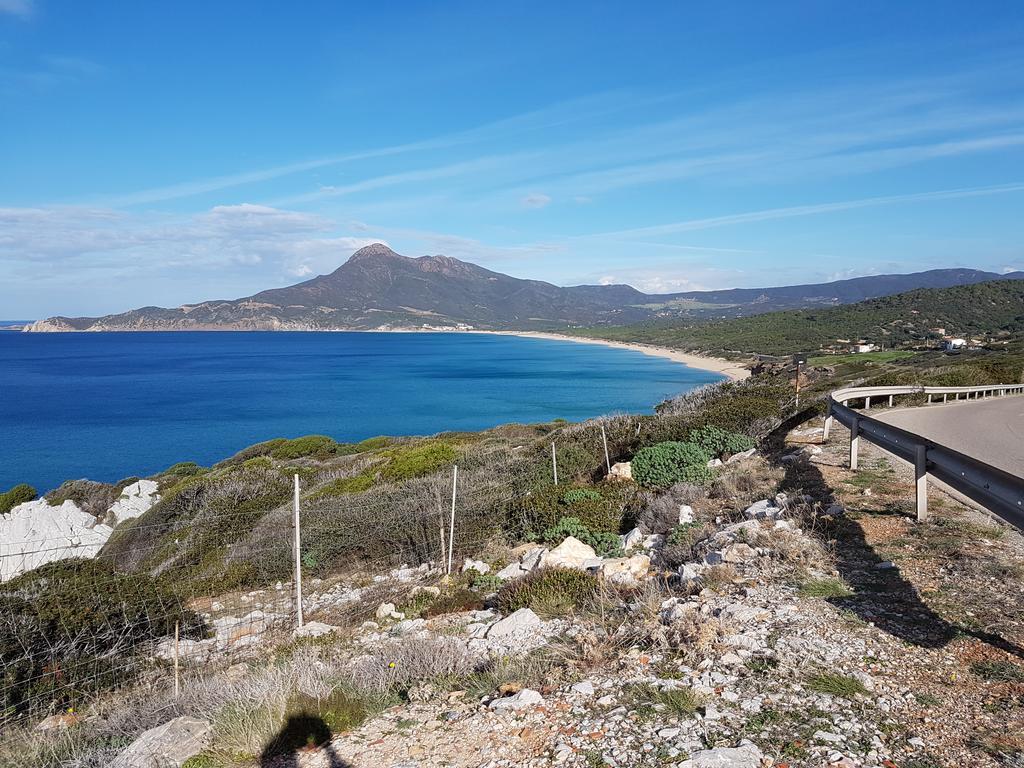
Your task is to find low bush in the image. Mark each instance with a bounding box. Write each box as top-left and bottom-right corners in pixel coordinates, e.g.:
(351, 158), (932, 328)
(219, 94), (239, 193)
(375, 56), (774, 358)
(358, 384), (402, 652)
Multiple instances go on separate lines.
(0, 483), (37, 514)
(806, 672), (868, 698)
(380, 441), (458, 481)
(164, 461), (207, 477)
(496, 568), (600, 617)
(541, 516), (623, 557)
(510, 482), (635, 540)
(270, 435), (339, 461)
(686, 425), (755, 457)
(421, 588), (485, 618)
(0, 559), (202, 722)
(562, 487), (603, 505)
(632, 442), (713, 489)
(262, 689), (368, 756)
(45, 479), (118, 517)
(312, 472), (375, 498)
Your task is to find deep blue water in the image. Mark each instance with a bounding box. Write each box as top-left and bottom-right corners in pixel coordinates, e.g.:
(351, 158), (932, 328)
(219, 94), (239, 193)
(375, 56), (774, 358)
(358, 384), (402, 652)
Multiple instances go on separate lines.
(1, 331), (722, 493)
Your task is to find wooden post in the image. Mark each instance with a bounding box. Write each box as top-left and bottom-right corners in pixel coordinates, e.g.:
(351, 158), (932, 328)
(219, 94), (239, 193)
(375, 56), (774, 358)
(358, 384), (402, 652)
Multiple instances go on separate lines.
(551, 443), (558, 486)
(293, 474), (303, 629)
(849, 417), (860, 470)
(600, 424), (611, 475)
(173, 621), (180, 697)
(915, 444), (928, 522)
(447, 466), (458, 575)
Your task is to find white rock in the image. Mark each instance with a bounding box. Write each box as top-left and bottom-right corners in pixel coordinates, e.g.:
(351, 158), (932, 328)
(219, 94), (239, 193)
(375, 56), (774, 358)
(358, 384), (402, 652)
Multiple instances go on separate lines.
(292, 621), (340, 638)
(108, 716), (211, 768)
(725, 448), (756, 464)
(488, 688), (543, 710)
(620, 527), (644, 552)
(814, 730), (845, 744)
(496, 562), (528, 580)
(722, 543), (757, 564)
(607, 461), (633, 481)
(571, 680), (595, 696)
(707, 458), (724, 468)
(107, 479), (160, 524)
(679, 742), (763, 768)
(486, 607), (542, 639)
(541, 537), (597, 570)
(462, 558), (490, 575)
(743, 499), (783, 520)
(678, 504), (695, 524)
(520, 546), (548, 571)
(0, 499), (113, 582)
(375, 602), (396, 620)
(600, 553), (650, 584)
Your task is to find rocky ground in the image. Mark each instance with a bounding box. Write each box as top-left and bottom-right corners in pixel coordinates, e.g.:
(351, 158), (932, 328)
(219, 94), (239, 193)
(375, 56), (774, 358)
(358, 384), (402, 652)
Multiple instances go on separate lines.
(17, 419), (1024, 768)
(242, 423), (1024, 768)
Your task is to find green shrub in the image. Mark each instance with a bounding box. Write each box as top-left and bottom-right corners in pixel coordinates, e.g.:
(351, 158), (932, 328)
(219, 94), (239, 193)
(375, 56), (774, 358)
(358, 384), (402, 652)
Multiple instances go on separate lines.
(686, 425), (755, 457)
(541, 516), (623, 557)
(970, 660), (1024, 683)
(667, 522), (703, 547)
(422, 588), (485, 618)
(380, 442), (458, 481)
(242, 455), (273, 470)
(313, 472), (375, 498)
(496, 568), (599, 617)
(806, 672), (869, 698)
(335, 436), (392, 456)
(270, 435), (339, 461)
(0, 483), (37, 514)
(511, 483), (633, 540)
(471, 572), (504, 593)
(0, 559), (202, 722)
(562, 488), (603, 505)
(164, 461), (207, 477)
(631, 442), (713, 489)
(44, 479), (115, 516)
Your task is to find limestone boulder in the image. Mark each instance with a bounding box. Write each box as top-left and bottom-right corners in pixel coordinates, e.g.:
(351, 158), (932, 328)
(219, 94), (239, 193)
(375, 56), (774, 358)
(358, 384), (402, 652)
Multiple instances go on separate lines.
(600, 553), (651, 584)
(108, 716), (212, 768)
(606, 461), (633, 481)
(0, 499), (113, 582)
(541, 537), (597, 570)
(107, 479), (160, 525)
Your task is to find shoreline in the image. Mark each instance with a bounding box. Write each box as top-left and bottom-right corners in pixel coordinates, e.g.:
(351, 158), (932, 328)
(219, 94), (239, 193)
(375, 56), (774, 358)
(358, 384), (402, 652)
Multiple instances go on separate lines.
(471, 330), (750, 381)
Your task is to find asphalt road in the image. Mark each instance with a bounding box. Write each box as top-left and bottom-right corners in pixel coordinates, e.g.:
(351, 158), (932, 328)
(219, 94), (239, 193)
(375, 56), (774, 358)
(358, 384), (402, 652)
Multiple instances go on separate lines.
(874, 396), (1024, 478)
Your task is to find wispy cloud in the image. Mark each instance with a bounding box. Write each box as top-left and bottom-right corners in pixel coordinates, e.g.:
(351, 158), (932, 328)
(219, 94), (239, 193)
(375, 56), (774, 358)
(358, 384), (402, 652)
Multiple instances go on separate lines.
(583, 182), (1024, 239)
(521, 192), (551, 209)
(0, 0), (32, 18)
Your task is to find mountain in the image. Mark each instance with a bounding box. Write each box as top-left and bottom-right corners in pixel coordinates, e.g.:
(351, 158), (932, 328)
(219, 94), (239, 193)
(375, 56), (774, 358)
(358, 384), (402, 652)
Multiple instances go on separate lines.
(24, 244), (1024, 332)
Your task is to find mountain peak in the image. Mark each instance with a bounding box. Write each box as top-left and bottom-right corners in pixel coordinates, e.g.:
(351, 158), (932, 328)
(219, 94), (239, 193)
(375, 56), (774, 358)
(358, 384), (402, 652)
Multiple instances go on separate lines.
(346, 243), (402, 263)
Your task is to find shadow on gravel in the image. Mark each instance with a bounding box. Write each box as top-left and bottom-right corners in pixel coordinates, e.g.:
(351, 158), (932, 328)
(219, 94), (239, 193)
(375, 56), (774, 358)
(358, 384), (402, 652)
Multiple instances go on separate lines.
(260, 714), (354, 768)
(765, 408), (1024, 658)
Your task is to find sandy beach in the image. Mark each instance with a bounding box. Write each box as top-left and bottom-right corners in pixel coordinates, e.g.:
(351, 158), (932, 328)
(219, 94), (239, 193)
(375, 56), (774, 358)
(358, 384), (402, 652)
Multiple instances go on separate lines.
(474, 330), (750, 381)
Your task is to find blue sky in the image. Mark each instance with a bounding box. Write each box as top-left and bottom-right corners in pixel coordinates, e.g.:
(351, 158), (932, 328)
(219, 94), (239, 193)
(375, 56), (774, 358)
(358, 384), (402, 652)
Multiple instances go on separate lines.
(2, 1), (1023, 318)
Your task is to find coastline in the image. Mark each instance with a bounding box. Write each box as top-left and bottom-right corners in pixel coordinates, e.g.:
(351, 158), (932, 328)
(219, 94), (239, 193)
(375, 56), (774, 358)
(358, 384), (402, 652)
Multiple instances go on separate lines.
(472, 330), (750, 381)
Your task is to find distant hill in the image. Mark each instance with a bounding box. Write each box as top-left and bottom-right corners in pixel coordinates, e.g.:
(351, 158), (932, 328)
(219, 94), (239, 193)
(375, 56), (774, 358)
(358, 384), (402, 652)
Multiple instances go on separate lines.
(24, 243), (1024, 332)
(572, 280), (1024, 356)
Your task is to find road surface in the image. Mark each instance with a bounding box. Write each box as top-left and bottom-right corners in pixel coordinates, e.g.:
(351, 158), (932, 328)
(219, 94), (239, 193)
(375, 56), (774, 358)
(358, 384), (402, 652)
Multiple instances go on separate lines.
(874, 396), (1024, 478)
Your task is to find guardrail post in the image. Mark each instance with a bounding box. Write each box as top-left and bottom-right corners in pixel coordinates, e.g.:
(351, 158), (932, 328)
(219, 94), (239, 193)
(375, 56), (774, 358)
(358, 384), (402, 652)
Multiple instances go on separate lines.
(864, 396), (871, 410)
(823, 402), (833, 441)
(927, 393), (932, 404)
(849, 416), (860, 470)
(915, 445), (928, 522)
(943, 393), (948, 403)
(888, 394), (894, 407)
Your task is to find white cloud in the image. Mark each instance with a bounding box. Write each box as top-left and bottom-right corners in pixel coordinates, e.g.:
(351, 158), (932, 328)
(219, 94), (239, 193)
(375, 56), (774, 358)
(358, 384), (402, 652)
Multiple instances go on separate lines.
(0, 0), (32, 18)
(521, 192), (552, 209)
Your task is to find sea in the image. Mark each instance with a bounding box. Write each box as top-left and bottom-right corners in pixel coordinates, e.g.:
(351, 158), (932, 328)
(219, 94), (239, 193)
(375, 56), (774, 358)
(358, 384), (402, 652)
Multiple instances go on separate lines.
(1, 331), (723, 493)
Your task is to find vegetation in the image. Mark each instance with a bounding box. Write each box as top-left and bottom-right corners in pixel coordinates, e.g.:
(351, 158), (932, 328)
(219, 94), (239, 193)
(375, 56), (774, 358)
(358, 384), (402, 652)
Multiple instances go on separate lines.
(270, 435), (340, 461)
(573, 279), (1024, 356)
(0, 483), (37, 514)
(379, 441), (458, 481)
(798, 578), (854, 599)
(496, 568), (600, 617)
(0, 559), (201, 722)
(805, 672), (869, 698)
(686, 424), (755, 457)
(631, 441), (713, 489)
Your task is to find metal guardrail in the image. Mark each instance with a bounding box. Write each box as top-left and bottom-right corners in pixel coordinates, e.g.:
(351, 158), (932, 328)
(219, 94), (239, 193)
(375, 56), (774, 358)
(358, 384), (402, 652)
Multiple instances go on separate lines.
(823, 383), (1024, 529)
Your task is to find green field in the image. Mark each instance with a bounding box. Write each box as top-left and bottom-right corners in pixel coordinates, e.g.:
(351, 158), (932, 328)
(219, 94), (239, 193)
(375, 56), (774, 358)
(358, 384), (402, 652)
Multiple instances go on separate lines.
(808, 350), (915, 366)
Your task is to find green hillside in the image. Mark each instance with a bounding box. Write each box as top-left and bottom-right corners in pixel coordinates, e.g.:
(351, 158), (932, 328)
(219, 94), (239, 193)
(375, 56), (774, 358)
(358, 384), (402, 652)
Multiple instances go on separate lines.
(574, 279), (1024, 357)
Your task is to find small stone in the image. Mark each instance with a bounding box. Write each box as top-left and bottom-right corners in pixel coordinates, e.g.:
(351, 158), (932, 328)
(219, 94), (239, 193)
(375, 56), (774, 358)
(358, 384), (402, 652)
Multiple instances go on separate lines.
(814, 730), (845, 744)
(658, 727), (681, 739)
(678, 504), (695, 524)
(375, 602), (396, 620)
(488, 688), (543, 711)
(571, 680), (596, 696)
(487, 607), (542, 639)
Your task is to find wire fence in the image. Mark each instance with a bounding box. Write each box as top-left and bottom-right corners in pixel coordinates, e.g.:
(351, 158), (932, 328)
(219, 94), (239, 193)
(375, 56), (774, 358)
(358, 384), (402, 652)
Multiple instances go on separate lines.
(0, 421), (639, 731)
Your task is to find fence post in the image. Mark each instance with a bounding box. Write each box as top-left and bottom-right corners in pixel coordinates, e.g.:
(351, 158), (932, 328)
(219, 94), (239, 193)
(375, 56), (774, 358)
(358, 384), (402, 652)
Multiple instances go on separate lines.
(849, 416), (860, 470)
(293, 474), (303, 629)
(551, 443), (558, 486)
(600, 424), (611, 475)
(915, 444), (928, 522)
(173, 621), (180, 697)
(823, 401), (833, 442)
(447, 465), (458, 576)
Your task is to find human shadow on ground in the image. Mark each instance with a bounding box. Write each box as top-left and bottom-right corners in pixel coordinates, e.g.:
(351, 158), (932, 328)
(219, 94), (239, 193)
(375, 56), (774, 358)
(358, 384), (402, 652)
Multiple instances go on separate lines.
(260, 714), (354, 768)
(764, 408), (1024, 658)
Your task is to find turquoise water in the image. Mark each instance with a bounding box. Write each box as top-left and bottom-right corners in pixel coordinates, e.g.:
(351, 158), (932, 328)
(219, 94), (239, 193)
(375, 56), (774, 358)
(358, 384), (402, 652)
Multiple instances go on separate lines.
(0, 331), (722, 492)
